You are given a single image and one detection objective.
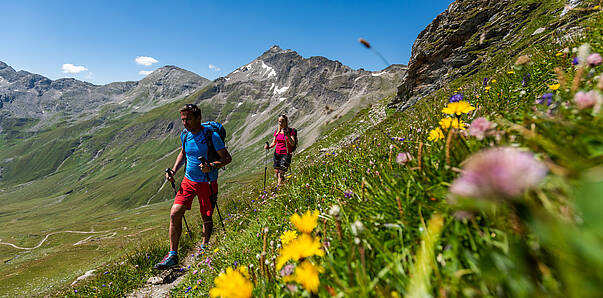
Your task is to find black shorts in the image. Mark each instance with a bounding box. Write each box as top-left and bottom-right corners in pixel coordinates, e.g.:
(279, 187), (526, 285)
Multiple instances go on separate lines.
(273, 153), (292, 172)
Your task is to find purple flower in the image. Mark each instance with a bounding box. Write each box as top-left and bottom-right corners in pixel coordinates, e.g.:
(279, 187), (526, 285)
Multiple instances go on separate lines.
(483, 78), (489, 86)
(449, 93), (464, 103)
(396, 152), (412, 165)
(522, 74), (530, 87)
(572, 57), (579, 65)
(468, 117), (494, 140)
(192, 269), (198, 274)
(280, 264), (295, 277)
(74, 290), (78, 293)
(344, 190), (354, 198)
(537, 93), (553, 106)
(450, 147), (547, 201)
(574, 91), (602, 109)
(587, 53), (602, 66)
(104, 271), (109, 274)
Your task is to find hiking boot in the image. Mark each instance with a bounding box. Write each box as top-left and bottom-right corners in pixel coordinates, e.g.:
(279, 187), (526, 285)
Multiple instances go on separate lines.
(154, 254), (179, 270)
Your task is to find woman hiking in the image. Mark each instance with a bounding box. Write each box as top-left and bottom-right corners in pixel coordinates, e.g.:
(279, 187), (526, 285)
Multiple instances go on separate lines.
(264, 114), (297, 186)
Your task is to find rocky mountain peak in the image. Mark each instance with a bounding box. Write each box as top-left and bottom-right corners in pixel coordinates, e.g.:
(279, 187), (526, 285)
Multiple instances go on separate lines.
(139, 65), (204, 84)
(0, 61), (210, 122)
(268, 44), (283, 53)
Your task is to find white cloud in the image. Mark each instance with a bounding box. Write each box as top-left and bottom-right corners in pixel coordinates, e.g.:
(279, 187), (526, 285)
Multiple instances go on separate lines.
(139, 70), (153, 75)
(135, 56), (158, 66)
(62, 64), (88, 74)
(209, 64), (221, 71)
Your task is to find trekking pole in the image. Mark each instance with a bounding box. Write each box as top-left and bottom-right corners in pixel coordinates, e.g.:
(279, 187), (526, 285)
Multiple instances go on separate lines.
(263, 142), (268, 192)
(165, 168), (193, 241)
(197, 157), (225, 230)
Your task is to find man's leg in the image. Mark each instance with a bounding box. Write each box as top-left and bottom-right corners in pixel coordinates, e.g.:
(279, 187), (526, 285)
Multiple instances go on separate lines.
(201, 213), (213, 246)
(154, 203), (186, 269)
(169, 203), (187, 252)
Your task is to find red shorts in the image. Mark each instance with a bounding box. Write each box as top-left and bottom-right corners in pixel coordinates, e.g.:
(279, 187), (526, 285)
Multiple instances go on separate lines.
(174, 176), (218, 217)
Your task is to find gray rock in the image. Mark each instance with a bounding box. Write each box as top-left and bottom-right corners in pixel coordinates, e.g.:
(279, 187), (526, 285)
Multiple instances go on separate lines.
(388, 0), (594, 111)
(532, 27), (546, 35)
(0, 62), (210, 126)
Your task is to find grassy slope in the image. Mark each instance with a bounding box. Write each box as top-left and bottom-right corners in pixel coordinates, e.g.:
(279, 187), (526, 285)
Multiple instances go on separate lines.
(160, 4), (602, 297)
(48, 4), (603, 297)
(2, 1), (601, 297)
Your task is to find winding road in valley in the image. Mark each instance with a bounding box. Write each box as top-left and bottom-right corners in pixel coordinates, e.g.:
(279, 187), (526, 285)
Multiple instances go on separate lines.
(0, 229), (115, 250)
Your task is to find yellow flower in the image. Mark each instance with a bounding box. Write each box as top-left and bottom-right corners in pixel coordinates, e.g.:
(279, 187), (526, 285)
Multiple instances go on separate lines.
(283, 261), (324, 293)
(213, 248), (220, 253)
(491, 79), (497, 83)
(485, 86), (491, 91)
(555, 52), (563, 57)
(507, 71), (515, 74)
(290, 210), (319, 234)
(276, 233), (324, 270)
(441, 101), (475, 115)
(548, 83), (561, 91)
(209, 266), (253, 298)
(280, 230), (298, 245)
(427, 128), (444, 142)
(439, 117), (467, 130)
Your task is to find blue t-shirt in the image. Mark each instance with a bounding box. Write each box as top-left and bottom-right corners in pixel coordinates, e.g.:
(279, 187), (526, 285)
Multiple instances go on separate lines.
(182, 128), (225, 182)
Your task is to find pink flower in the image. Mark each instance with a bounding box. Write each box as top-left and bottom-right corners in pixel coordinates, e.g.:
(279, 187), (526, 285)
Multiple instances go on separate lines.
(449, 147), (547, 201)
(587, 53), (602, 67)
(396, 152), (412, 165)
(573, 91), (601, 109)
(468, 117), (494, 140)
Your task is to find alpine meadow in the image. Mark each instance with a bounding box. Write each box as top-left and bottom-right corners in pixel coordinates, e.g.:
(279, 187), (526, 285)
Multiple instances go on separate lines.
(1, 0), (603, 297)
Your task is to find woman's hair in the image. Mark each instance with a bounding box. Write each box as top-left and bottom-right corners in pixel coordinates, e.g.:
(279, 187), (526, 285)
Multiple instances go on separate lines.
(279, 114), (289, 126)
(180, 103), (202, 118)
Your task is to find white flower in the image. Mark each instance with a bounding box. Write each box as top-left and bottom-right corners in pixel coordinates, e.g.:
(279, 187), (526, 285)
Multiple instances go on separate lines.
(350, 220), (365, 236)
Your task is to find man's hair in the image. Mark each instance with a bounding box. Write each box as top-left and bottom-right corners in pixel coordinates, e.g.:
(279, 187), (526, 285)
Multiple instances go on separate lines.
(180, 103), (202, 118)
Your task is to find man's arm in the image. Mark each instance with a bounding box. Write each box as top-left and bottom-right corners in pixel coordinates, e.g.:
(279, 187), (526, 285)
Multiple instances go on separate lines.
(212, 148), (232, 168)
(166, 148), (186, 181)
(201, 148), (232, 173)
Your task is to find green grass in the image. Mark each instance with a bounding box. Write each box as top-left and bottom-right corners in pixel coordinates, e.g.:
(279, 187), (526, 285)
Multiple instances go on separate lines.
(1, 2), (602, 297)
(160, 7), (603, 297)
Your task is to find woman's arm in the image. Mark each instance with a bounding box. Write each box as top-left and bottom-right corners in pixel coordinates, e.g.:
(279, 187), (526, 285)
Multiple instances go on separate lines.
(285, 129), (295, 146)
(266, 135), (277, 149)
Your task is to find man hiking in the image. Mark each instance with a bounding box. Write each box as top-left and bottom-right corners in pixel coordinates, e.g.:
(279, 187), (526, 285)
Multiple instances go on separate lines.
(154, 103), (232, 270)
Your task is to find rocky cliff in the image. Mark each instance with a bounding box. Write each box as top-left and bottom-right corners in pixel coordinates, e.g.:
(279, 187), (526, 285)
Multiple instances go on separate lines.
(390, 0), (595, 110)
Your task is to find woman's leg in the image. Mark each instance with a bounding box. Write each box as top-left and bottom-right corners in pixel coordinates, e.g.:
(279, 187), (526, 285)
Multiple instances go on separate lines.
(274, 168), (281, 185)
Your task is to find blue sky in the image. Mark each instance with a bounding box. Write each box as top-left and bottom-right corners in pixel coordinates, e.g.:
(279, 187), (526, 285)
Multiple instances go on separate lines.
(1, 0), (454, 85)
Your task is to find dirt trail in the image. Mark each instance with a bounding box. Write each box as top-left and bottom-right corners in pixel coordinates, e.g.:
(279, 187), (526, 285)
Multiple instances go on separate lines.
(127, 243), (206, 298)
